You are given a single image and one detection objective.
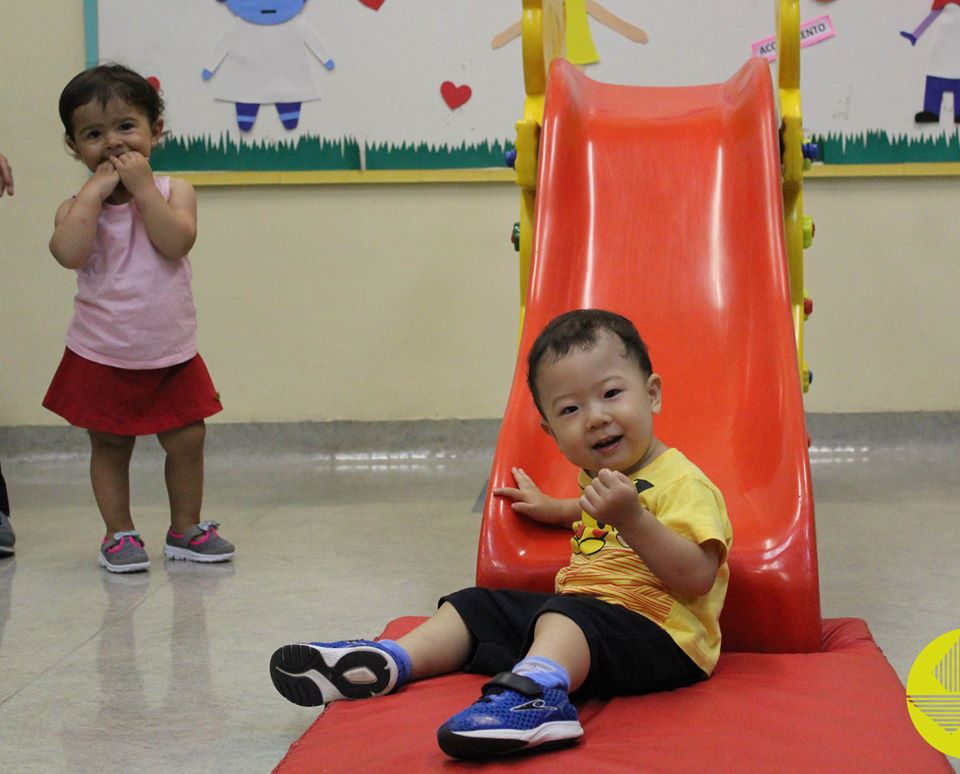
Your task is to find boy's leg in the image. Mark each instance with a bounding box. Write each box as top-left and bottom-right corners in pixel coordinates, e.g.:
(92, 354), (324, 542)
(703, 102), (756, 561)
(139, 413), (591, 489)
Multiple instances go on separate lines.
(269, 601), (473, 707)
(436, 610), (587, 760)
(156, 421), (205, 535)
(521, 611), (591, 692)
(396, 601), (474, 679)
(435, 594), (702, 759)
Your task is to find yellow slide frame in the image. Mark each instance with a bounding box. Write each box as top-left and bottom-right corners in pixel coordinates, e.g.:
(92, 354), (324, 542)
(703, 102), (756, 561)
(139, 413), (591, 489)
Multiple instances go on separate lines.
(777, 0), (812, 392)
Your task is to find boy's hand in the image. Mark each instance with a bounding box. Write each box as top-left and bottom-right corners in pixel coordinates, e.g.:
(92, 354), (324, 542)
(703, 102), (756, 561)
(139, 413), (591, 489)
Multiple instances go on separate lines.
(580, 468), (645, 529)
(109, 151), (154, 198)
(493, 467), (578, 526)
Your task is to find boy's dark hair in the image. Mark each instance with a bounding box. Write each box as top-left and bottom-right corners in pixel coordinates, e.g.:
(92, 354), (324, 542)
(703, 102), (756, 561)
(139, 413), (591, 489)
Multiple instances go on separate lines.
(59, 64), (164, 140)
(527, 309), (653, 417)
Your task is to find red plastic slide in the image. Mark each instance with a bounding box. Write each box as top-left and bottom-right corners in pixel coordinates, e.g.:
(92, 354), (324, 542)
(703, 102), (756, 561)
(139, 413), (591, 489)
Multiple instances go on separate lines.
(477, 57), (821, 653)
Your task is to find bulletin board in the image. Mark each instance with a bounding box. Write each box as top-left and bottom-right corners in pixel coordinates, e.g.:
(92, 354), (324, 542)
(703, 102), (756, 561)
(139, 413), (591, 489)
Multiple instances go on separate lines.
(84, 1), (960, 183)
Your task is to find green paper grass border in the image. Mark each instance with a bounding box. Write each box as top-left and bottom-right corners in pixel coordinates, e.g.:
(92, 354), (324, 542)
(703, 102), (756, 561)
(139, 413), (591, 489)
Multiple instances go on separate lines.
(152, 134), (515, 172)
(812, 129), (960, 164)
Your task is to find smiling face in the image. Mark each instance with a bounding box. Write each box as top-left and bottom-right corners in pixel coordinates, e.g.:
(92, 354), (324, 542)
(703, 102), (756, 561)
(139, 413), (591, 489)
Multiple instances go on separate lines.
(535, 331), (665, 477)
(67, 98), (162, 173)
(224, 0), (307, 25)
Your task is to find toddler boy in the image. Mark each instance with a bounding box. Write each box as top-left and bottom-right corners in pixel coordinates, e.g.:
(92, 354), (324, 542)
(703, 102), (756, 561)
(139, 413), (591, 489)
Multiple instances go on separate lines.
(270, 309), (732, 760)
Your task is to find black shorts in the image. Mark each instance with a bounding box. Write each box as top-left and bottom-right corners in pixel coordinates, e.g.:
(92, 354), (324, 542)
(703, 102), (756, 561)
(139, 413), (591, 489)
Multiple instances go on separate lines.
(439, 587), (707, 700)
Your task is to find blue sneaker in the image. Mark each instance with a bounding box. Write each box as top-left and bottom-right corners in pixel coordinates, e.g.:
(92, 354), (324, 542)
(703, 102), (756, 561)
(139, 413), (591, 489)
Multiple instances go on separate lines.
(269, 640), (402, 707)
(437, 672), (583, 759)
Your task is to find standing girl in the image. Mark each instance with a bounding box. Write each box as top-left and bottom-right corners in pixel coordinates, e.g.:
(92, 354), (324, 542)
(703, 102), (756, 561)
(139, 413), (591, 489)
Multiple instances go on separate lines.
(45, 64), (234, 572)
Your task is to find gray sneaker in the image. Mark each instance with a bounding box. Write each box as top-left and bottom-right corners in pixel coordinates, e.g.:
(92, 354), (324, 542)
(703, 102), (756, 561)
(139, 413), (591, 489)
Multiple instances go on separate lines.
(0, 512), (14, 558)
(99, 530), (150, 573)
(164, 520), (234, 563)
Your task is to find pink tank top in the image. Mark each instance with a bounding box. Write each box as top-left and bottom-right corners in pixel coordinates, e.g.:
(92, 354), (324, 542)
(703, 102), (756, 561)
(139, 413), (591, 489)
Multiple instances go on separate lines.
(65, 176), (198, 370)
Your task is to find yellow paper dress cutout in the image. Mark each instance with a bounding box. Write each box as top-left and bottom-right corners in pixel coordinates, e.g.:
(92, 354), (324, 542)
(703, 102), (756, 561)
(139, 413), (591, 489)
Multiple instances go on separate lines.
(566, 0), (600, 65)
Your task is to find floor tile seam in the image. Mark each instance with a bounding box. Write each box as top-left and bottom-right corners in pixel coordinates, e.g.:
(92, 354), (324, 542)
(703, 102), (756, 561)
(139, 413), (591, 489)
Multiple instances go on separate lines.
(0, 623), (120, 710)
(0, 573), (189, 711)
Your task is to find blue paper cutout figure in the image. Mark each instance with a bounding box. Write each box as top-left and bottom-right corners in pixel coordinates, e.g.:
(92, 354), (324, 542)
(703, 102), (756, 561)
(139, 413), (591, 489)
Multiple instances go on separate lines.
(901, 0), (960, 123)
(203, 0), (335, 132)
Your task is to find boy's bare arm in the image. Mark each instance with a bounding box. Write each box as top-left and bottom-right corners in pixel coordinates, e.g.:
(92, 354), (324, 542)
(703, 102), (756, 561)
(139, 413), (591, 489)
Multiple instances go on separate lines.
(580, 468), (721, 598)
(493, 467), (581, 527)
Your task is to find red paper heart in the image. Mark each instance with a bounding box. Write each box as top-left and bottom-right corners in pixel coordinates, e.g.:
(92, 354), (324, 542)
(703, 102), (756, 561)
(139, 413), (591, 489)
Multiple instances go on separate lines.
(359, 0), (386, 10)
(441, 81), (472, 110)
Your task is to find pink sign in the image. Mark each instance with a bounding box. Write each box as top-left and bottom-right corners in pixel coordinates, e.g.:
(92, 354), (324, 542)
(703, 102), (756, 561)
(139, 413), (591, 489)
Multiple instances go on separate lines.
(752, 15), (836, 61)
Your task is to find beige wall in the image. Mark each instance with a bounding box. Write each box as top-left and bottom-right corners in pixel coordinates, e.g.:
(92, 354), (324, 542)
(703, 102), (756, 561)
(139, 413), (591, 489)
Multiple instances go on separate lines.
(1, 2), (958, 427)
(803, 175), (960, 412)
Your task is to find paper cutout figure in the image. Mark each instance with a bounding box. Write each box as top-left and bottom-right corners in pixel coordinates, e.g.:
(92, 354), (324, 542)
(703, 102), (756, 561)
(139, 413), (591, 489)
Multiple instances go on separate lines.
(202, 0), (335, 132)
(901, 0), (960, 123)
(491, 0), (647, 67)
(441, 82), (472, 110)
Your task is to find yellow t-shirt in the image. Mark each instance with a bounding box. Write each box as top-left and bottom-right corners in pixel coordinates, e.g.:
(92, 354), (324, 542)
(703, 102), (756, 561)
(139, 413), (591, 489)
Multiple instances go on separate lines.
(554, 448), (732, 675)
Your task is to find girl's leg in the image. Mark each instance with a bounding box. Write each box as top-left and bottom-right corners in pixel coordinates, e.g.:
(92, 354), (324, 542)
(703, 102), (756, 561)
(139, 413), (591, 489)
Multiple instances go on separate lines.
(396, 601), (475, 680)
(88, 430), (137, 535)
(156, 421), (206, 535)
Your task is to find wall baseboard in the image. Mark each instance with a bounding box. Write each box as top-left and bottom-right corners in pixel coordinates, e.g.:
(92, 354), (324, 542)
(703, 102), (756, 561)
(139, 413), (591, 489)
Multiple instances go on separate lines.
(804, 411), (959, 448)
(1, 412), (955, 462)
(0, 419), (502, 461)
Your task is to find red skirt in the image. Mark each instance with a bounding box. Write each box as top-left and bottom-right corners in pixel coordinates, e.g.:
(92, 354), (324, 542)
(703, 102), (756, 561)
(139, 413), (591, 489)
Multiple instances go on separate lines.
(43, 348), (223, 436)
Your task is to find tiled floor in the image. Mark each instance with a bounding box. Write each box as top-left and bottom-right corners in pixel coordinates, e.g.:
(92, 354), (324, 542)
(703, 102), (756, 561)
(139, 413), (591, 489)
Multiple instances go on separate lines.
(0, 423), (957, 772)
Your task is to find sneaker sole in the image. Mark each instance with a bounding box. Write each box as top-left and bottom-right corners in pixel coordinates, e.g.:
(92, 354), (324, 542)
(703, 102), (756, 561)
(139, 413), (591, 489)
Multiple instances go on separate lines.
(164, 545), (234, 562)
(269, 643), (396, 707)
(437, 721), (584, 760)
(98, 554), (150, 573)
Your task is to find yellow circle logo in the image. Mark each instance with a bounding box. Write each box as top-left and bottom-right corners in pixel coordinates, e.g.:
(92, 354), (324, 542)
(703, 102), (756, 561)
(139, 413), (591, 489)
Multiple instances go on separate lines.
(906, 629), (960, 757)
